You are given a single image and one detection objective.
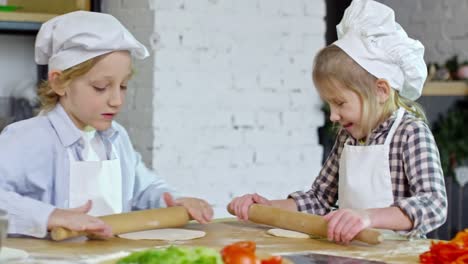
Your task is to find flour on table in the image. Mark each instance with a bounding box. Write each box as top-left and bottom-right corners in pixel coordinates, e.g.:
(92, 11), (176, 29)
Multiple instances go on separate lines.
(379, 229), (409, 241)
(266, 228), (310, 239)
(118, 228), (206, 241)
(0, 247), (29, 261)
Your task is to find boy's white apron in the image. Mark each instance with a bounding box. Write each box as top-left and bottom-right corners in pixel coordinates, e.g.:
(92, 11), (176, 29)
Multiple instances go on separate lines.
(338, 108), (405, 209)
(67, 144), (122, 216)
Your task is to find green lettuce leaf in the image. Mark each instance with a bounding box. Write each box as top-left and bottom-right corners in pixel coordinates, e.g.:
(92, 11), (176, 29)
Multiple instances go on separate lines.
(116, 246), (223, 264)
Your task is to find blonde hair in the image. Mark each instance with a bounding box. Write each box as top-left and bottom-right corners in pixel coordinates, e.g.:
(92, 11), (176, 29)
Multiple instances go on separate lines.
(312, 45), (426, 139)
(38, 57), (101, 112)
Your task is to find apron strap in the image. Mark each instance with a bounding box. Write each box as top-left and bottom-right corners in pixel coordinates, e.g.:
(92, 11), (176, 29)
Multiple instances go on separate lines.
(384, 107), (405, 146)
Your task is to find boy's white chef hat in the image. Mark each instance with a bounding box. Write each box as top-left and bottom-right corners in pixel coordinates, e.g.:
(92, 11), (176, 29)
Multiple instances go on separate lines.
(333, 0), (427, 101)
(35, 11), (149, 71)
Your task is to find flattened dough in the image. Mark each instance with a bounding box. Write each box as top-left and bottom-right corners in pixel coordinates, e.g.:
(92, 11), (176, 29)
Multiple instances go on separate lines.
(267, 228), (310, 239)
(0, 247), (29, 261)
(118, 228), (206, 241)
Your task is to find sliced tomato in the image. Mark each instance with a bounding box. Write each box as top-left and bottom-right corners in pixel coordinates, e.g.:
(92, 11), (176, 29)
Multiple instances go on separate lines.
(420, 229), (468, 263)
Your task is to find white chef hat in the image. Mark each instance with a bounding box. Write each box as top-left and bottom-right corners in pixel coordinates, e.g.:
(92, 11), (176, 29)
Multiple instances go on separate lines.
(333, 0), (427, 101)
(35, 11), (149, 71)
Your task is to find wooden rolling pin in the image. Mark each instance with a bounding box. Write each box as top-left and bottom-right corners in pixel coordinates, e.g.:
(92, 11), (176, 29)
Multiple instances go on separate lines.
(228, 204), (383, 245)
(51, 206), (190, 241)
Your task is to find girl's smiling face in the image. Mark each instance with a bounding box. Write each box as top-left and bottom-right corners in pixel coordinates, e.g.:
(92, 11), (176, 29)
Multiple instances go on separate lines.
(325, 83), (365, 140)
(55, 51), (132, 131)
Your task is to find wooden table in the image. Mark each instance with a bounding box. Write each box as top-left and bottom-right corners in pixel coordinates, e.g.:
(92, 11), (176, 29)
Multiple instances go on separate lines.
(5, 219), (432, 263)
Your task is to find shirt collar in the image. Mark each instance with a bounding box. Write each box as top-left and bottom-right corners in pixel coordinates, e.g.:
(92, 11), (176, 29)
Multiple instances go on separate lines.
(47, 103), (119, 147)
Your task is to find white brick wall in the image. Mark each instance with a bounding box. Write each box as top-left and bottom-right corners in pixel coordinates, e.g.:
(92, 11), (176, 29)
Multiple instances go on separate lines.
(150, 0), (325, 218)
(377, 0), (468, 63)
(90, 0), (327, 218)
(102, 1), (155, 166)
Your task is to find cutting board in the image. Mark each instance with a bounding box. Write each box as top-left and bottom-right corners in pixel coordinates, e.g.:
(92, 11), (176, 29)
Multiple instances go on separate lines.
(284, 252), (386, 263)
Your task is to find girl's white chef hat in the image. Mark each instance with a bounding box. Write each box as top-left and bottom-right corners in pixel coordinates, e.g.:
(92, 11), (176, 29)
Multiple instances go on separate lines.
(35, 11), (149, 71)
(333, 0), (427, 101)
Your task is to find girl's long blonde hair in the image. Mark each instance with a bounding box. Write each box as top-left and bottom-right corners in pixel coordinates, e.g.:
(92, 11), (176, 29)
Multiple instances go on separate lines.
(38, 57), (101, 112)
(312, 45), (426, 139)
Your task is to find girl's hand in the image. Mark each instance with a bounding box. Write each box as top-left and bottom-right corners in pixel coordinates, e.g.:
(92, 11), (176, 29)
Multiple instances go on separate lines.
(163, 193), (213, 224)
(323, 208), (371, 245)
(47, 200), (113, 238)
(228, 193), (272, 221)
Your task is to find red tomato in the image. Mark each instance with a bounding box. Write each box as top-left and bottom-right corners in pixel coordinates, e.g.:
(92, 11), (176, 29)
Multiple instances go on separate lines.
(230, 241), (256, 253)
(221, 241), (259, 264)
(223, 251), (258, 264)
(221, 241), (256, 258)
(261, 256), (283, 264)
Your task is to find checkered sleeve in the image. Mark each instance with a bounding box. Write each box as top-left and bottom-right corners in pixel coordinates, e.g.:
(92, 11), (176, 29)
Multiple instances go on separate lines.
(288, 130), (346, 215)
(394, 120), (448, 237)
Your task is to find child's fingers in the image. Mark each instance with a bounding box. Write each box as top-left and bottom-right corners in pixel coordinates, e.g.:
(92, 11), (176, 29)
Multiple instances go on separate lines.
(197, 200), (213, 223)
(188, 208), (207, 224)
(325, 210), (345, 242)
(252, 193), (266, 204)
(202, 208), (213, 223)
(63, 215), (107, 234)
(85, 218), (109, 231)
(342, 220), (362, 244)
(333, 214), (354, 243)
(68, 200), (92, 214)
(233, 197), (244, 218)
(239, 195), (254, 220)
(204, 204), (214, 221)
(229, 198), (240, 218)
(88, 225), (113, 238)
(323, 210), (336, 221)
(163, 192), (179, 207)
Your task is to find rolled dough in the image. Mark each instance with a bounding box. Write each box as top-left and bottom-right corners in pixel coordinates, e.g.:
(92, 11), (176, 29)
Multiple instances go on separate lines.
(267, 228), (310, 239)
(0, 247), (29, 261)
(118, 228), (206, 241)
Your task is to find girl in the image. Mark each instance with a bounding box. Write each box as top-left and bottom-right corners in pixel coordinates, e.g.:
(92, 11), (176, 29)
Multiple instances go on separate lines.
(0, 11), (212, 239)
(229, 0), (447, 244)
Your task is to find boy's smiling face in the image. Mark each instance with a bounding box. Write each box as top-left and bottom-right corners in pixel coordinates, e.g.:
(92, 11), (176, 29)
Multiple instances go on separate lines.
(58, 51), (132, 131)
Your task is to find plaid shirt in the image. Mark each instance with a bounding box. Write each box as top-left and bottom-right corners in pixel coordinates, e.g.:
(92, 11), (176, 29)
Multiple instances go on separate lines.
(289, 111), (447, 237)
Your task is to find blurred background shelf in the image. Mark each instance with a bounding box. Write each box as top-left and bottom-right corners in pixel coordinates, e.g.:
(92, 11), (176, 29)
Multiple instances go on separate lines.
(0, 0), (99, 34)
(423, 81), (468, 96)
(0, 12), (54, 33)
(0, 11), (55, 22)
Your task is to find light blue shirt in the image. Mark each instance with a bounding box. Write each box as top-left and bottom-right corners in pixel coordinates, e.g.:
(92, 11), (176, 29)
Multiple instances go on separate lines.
(0, 104), (178, 238)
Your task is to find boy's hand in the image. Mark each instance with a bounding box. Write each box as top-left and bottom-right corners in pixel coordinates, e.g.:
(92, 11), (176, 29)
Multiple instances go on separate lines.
(47, 200), (113, 238)
(323, 208), (371, 245)
(228, 193), (272, 221)
(163, 193), (213, 224)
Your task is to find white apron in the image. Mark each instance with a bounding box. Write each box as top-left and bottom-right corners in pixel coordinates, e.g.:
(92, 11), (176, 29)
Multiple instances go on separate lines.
(338, 108), (405, 209)
(68, 143), (123, 216)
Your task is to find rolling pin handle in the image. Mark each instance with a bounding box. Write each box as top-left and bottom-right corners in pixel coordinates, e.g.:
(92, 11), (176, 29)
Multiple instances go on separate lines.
(50, 227), (85, 241)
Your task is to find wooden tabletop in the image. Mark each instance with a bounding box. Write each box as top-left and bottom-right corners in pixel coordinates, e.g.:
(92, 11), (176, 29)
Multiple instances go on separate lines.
(5, 219), (431, 263)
